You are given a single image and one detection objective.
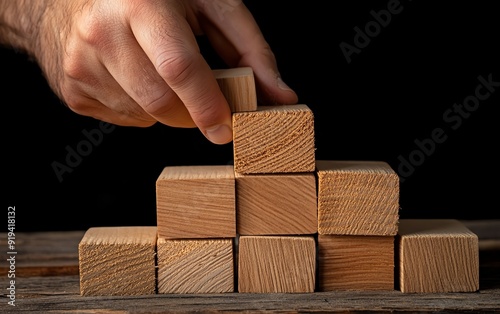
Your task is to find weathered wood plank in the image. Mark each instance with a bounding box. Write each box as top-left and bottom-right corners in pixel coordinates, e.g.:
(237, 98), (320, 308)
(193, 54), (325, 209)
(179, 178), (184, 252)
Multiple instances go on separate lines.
(2, 275), (499, 313)
(0, 230), (83, 276)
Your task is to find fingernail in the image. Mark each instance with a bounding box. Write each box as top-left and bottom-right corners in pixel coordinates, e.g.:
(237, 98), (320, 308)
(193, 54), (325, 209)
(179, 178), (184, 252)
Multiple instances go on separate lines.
(277, 77), (293, 92)
(205, 124), (233, 145)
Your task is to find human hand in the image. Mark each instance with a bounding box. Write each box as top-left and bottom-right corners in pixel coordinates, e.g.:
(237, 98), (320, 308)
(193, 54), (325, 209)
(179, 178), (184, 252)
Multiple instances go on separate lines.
(32, 0), (298, 144)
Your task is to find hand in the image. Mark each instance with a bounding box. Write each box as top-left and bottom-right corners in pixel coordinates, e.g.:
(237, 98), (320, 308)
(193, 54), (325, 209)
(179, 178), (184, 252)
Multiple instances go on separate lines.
(5, 0), (298, 144)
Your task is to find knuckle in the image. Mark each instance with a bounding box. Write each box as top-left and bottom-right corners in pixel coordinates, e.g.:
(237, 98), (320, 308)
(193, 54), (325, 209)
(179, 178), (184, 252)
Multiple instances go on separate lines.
(187, 98), (225, 127)
(155, 48), (197, 86)
(140, 89), (177, 117)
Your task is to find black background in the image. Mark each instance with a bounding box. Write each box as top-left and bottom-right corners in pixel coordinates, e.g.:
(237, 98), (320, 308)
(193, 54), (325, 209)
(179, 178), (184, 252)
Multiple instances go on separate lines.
(3, 1), (499, 232)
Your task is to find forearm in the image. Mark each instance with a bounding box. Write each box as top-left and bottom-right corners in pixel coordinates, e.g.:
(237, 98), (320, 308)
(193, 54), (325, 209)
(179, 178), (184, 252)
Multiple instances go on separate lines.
(0, 0), (51, 55)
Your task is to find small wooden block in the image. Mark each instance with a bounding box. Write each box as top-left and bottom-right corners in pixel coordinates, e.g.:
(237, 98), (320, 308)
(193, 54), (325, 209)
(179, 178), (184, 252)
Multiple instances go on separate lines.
(233, 104), (316, 174)
(238, 235), (316, 293)
(398, 219), (479, 293)
(318, 235), (395, 291)
(156, 165), (236, 239)
(157, 238), (234, 294)
(235, 172), (317, 235)
(78, 226), (157, 296)
(316, 160), (400, 236)
(213, 67), (257, 112)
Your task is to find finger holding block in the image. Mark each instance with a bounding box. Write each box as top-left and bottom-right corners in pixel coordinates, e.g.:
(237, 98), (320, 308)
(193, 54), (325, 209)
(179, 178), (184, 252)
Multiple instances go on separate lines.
(233, 105), (316, 174)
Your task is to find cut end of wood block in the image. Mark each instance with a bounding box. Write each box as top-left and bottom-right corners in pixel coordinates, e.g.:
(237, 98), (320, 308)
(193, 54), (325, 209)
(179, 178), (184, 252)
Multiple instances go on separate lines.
(233, 104), (316, 174)
(78, 226), (157, 296)
(157, 238), (234, 294)
(316, 160), (400, 236)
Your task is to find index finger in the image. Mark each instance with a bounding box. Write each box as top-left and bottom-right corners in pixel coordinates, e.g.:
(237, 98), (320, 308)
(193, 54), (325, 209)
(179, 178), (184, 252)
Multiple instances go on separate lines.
(129, 1), (233, 144)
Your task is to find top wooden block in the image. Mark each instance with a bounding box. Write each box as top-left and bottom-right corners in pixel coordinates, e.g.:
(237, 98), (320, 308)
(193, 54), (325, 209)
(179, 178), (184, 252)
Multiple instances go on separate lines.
(316, 160), (400, 236)
(213, 67), (257, 112)
(233, 104), (316, 174)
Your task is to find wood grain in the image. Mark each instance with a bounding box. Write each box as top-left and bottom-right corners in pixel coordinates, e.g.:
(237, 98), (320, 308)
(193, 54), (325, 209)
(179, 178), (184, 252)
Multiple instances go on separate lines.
(213, 67), (257, 112)
(157, 238), (234, 294)
(233, 104), (316, 174)
(316, 160), (400, 236)
(6, 275), (500, 313)
(156, 165), (236, 239)
(235, 172), (317, 235)
(1, 225), (499, 312)
(78, 226), (157, 296)
(318, 235), (395, 291)
(398, 219), (480, 293)
(238, 235), (316, 293)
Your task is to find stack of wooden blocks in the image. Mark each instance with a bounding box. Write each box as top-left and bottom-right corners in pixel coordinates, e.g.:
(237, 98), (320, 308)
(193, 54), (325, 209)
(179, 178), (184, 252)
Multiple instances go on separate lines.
(78, 67), (480, 296)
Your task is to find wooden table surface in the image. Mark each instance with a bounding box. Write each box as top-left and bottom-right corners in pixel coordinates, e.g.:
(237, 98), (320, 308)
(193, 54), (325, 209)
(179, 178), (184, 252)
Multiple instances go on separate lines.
(1, 220), (499, 313)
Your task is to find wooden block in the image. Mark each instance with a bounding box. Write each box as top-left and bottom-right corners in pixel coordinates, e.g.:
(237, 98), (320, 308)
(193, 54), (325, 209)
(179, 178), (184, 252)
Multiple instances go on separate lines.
(157, 238), (234, 294)
(233, 104), (315, 174)
(213, 67), (257, 112)
(238, 235), (316, 293)
(398, 219), (479, 293)
(316, 160), (400, 236)
(318, 235), (395, 291)
(236, 172), (317, 235)
(156, 165), (236, 239)
(78, 226), (157, 296)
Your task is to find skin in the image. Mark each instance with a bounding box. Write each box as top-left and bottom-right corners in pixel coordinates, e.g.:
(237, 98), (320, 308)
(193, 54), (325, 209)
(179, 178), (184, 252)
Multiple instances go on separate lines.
(0, 0), (298, 144)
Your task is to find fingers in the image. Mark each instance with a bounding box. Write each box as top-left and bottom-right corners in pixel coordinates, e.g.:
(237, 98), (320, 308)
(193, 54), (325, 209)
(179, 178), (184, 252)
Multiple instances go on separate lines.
(58, 0), (289, 145)
(95, 30), (196, 128)
(60, 23), (157, 127)
(196, 1), (298, 106)
(129, 1), (233, 144)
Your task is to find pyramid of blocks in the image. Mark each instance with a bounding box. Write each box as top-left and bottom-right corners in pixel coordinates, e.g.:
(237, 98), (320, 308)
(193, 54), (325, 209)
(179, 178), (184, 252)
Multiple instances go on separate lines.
(78, 67), (480, 296)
